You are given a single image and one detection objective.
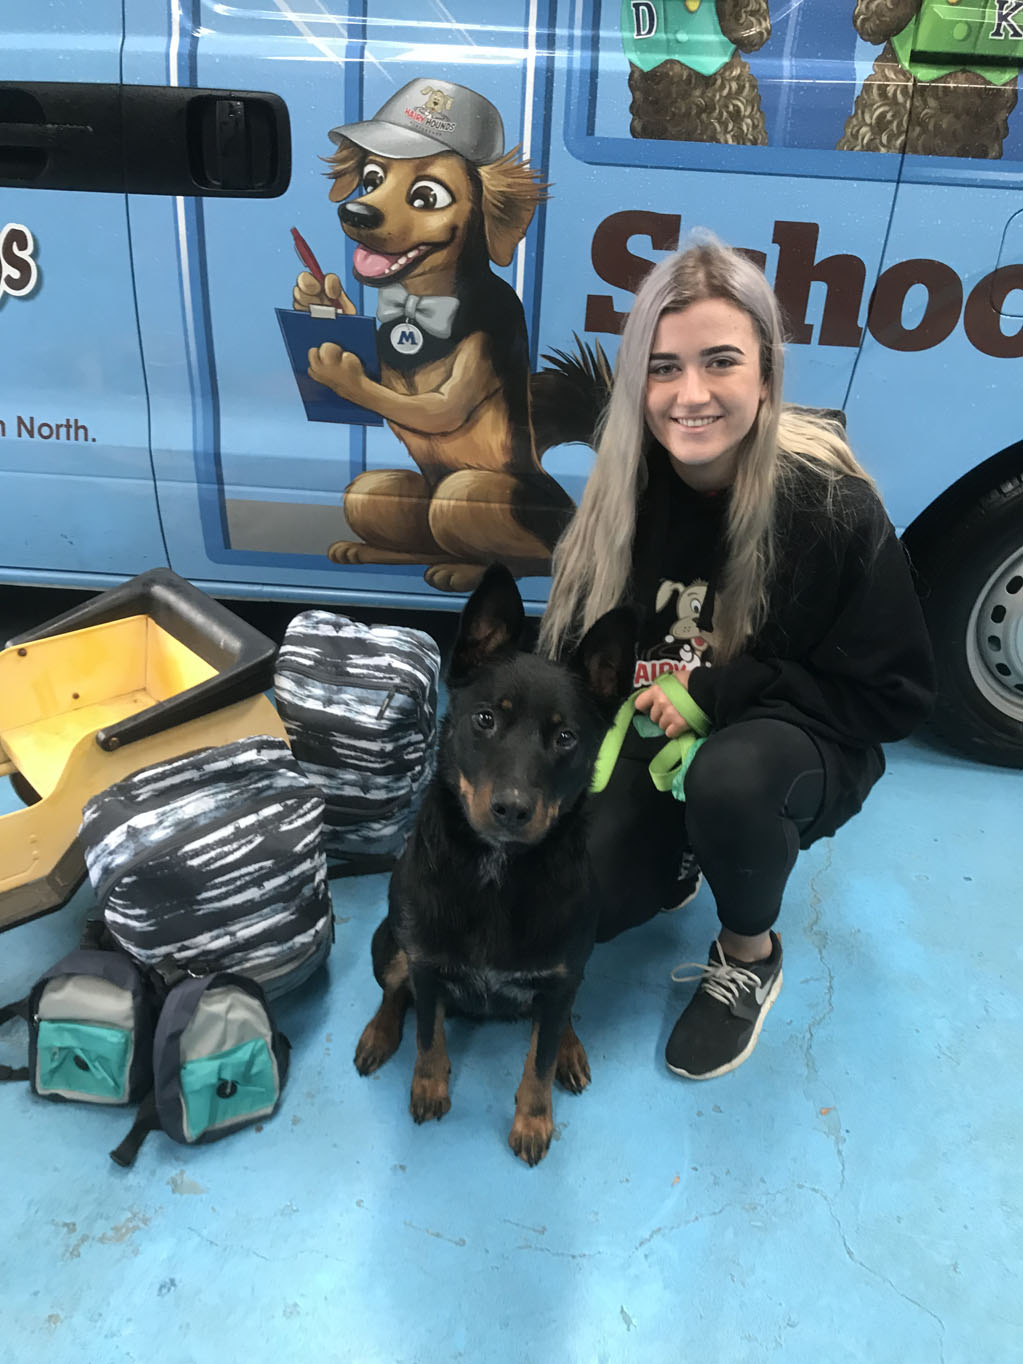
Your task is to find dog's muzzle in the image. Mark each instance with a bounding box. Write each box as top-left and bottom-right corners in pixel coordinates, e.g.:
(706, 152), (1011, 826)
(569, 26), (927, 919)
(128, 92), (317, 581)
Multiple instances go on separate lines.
(490, 788), (536, 835)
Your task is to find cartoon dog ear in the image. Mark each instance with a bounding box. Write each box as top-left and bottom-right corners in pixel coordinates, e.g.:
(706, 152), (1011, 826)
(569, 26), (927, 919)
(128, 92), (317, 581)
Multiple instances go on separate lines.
(715, 0), (771, 52)
(571, 607), (637, 714)
(655, 580), (684, 614)
(449, 563), (526, 683)
(326, 138), (365, 203)
(477, 149), (549, 267)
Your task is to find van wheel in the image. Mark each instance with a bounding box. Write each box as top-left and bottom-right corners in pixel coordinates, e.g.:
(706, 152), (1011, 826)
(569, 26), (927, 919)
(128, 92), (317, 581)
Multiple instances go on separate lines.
(912, 475), (1023, 768)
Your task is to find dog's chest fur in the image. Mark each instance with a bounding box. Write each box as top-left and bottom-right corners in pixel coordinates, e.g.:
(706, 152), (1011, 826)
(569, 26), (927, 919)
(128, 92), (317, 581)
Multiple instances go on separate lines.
(396, 830), (586, 1020)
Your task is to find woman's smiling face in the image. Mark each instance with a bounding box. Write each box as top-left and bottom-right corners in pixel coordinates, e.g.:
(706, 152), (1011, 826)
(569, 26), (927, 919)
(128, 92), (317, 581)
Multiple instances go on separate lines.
(644, 298), (768, 491)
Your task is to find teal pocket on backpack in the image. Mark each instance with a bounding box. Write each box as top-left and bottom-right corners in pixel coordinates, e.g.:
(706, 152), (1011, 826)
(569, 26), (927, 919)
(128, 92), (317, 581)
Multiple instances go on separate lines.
(180, 1037), (279, 1141)
(35, 1020), (133, 1102)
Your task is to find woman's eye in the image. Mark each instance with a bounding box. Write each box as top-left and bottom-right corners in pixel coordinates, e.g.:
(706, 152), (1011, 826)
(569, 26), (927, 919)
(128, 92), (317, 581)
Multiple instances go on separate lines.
(361, 163), (385, 192)
(473, 709), (495, 732)
(554, 729), (577, 752)
(408, 179), (453, 210)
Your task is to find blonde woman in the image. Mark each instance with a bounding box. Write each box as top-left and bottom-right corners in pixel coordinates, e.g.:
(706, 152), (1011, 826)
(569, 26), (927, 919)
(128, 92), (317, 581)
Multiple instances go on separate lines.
(540, 237), (935, 1080)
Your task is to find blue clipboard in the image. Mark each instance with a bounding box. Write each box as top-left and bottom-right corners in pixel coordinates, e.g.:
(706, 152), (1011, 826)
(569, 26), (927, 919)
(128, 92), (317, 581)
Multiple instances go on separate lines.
(276, 308), (384, 426)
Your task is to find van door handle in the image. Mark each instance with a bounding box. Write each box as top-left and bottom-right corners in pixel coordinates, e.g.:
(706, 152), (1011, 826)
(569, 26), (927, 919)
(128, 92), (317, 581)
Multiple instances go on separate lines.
(0, 82), (291, 197)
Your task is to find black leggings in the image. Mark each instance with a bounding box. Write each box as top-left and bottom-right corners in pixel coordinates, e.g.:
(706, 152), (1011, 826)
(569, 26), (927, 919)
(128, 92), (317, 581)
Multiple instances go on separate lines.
(589, 718), (828, 942)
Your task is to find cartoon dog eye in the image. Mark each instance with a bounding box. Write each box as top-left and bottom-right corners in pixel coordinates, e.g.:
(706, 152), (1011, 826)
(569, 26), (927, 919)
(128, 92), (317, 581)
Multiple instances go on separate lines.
(408, 179), (453, 211)
(361, 162), (386, 193)
(689, 597), (702, 617)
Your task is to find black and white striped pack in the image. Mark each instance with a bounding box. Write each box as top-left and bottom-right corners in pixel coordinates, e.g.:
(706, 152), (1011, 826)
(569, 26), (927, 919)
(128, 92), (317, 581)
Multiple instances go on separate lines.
(78, 736), (333, 1000)
(274, 611), (441, 874)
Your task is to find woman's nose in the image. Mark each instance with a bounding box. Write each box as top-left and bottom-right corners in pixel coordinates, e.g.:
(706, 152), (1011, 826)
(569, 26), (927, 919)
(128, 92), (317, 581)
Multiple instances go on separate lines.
(672, 368), (710, 407)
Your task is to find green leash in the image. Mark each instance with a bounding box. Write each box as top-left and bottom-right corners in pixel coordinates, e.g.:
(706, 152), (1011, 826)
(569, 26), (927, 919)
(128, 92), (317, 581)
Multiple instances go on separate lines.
(591, 671), (712, 801)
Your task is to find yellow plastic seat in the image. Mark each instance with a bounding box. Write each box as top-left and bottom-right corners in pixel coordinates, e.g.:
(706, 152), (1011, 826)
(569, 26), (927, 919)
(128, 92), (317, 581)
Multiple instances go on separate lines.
(0, 571), (287, 932)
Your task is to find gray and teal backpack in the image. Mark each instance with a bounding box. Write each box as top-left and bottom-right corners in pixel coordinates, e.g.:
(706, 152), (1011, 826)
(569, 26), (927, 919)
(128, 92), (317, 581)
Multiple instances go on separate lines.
(0, 939), (290, 1166)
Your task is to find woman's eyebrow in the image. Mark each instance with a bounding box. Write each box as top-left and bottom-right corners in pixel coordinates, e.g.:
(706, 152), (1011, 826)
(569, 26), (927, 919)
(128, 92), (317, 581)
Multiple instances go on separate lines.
(648, 344), (746, 363)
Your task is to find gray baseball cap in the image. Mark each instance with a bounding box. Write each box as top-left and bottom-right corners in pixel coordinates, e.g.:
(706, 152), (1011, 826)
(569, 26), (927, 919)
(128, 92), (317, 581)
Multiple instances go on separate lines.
(329, 78), (505, 165)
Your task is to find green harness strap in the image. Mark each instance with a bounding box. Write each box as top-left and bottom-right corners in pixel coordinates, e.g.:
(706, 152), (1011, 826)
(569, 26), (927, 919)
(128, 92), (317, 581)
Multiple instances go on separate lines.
(591, 671), (712, 801)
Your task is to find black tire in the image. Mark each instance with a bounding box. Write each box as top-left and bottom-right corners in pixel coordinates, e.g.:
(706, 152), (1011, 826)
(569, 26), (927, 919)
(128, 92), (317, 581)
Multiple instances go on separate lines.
(911, 475), (1023, 768)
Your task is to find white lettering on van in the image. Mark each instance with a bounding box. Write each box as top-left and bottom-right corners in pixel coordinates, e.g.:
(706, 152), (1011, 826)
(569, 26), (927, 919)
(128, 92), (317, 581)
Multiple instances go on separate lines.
(0, 224), (39, 300)
(991, 1), (1023, 40)
(631, 2), (657, 39)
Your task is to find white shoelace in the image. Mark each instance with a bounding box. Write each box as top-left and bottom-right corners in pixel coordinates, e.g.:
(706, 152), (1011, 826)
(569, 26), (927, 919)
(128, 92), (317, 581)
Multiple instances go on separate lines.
(670, 939), (762, 1006)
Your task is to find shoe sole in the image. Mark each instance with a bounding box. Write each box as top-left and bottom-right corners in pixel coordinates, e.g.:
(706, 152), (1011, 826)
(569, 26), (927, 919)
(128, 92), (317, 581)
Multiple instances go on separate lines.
(665, 967), (783, 1081)
(659, 873), (703, 914)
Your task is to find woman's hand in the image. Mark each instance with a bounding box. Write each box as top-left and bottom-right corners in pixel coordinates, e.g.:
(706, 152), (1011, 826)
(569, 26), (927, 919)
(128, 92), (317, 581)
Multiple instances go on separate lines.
(634, 674), (691, 739)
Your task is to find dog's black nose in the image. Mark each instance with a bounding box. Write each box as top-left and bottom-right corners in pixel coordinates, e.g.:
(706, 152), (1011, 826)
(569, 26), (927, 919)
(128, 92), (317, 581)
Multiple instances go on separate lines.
(490, 790), (534, 830)
(339, 200), (384, 230)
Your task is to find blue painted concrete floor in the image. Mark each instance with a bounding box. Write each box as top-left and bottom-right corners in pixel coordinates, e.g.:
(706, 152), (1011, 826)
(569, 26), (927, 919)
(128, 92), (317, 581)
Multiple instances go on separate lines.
(1, 733), (1020, 1364)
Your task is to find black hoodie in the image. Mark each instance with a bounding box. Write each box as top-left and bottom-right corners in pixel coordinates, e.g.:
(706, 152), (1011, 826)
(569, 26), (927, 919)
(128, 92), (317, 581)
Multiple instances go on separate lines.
(629, 444), (937, 842)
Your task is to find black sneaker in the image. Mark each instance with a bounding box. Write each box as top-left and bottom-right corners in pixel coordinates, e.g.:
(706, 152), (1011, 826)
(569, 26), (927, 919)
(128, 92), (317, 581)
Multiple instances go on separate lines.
(665, 932), (783, 1079)
(660, 849), (702, 913)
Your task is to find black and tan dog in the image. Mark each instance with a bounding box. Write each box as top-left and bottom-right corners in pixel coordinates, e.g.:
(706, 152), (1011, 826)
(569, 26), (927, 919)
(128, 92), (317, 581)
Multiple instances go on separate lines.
(294, 79), (576, 594)
(353, 564), (635, 1165)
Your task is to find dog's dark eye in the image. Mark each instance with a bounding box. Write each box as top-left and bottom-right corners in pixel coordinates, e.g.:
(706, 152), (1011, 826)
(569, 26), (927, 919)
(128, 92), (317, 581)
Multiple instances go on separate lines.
(554, 729), (577, 752)
(472, 708), (496, 732)
(408, 179), (453, 211)
(361, 163), (386, 192)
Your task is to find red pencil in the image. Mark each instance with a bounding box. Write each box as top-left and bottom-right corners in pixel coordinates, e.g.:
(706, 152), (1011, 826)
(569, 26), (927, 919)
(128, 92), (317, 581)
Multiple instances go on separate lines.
(291, 227), (325, 285)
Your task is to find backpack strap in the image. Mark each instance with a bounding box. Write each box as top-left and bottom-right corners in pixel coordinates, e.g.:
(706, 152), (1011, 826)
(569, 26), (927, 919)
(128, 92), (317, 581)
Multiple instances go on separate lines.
(109, 1090), (159, 1168)
(0, 997), (30, 1081)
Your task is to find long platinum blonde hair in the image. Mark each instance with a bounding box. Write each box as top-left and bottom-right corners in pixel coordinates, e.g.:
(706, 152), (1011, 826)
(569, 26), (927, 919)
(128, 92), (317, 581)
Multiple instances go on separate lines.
(538, 234), (877, 663)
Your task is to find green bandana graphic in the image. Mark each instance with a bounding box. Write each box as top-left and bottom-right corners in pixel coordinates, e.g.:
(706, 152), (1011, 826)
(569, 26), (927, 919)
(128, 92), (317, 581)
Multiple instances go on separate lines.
(891, 0), (1023, 83)
(620, 0), (735, 77)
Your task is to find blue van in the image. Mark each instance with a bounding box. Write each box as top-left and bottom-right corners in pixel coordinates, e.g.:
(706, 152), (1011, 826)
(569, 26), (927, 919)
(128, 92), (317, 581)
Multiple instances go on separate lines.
(2, 0), (1023, 766)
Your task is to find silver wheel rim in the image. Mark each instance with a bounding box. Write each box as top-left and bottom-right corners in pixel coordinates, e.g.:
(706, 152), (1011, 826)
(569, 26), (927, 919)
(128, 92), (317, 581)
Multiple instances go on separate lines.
(965, 545), (1023, 720)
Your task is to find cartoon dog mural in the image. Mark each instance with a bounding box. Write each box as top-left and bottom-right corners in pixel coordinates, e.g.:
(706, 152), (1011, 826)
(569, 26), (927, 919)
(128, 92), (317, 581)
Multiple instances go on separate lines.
(293, 79), (579, 594)
(621, 0), (772, 146)
(838, 0), (1022, 158)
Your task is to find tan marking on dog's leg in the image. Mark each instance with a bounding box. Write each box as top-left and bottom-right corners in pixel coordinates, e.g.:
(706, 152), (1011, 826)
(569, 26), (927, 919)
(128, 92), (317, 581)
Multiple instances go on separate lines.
(410, 998), (451, 1123)
(555, 1021), (591, 1094)
(509, 1021), (557, 1166)
(354, 950), (412, 1075)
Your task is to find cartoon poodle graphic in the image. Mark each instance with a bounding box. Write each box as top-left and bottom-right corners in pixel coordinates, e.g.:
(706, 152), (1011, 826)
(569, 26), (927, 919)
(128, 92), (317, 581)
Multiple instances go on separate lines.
(622, 0), (772, 146)
(293, 79), (586, 594)
(839, 0), (1023, 157)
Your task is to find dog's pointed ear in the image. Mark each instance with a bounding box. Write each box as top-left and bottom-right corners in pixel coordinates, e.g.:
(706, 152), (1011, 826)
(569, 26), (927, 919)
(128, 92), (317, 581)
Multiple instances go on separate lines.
(448, 564), (526, 683)
(570, 608), (637, 715)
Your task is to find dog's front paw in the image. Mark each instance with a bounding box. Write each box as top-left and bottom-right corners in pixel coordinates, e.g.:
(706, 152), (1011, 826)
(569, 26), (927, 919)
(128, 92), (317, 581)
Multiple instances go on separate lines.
(328, 539), (373, 564)
(410, 1073), (451, 1124)
(508, 1110), (554, 1166)
(354, 1016), (401, 1075)
(307, 341), (367, 400)
(424, 562), (487, 593)
(555, 1033), (591, 1094)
